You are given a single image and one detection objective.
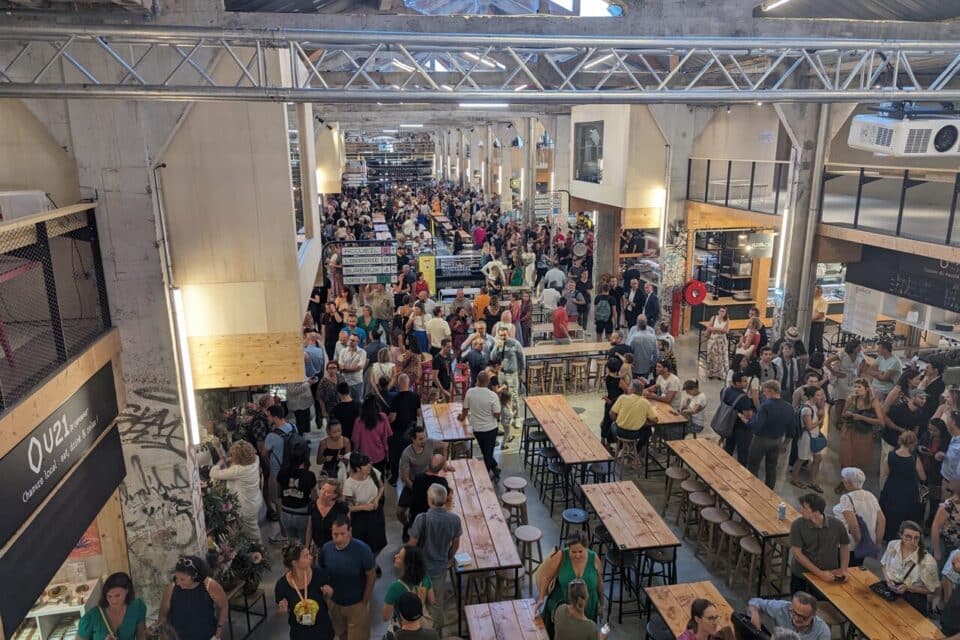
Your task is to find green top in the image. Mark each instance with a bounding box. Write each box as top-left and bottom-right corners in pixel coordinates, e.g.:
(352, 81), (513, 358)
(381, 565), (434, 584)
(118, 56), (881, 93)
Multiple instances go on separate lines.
(544, 549), (600, 623)
(358, 316), (380, 337)
(384, 576), (433, 605)
(78, 599), (147, 640)
(510, 269), (524, 287)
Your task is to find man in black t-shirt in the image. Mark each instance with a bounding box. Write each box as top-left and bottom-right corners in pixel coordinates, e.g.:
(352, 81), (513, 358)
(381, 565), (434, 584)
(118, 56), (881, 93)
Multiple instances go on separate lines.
(432, 338), (454, 401)
(404, 453), (450, 541)
(331, 382), (359, 441)
(721, 372), (756, 466)
(276, 448), (317, 545)
(607, 331), (633, 361)
(388, 374), (423, 485)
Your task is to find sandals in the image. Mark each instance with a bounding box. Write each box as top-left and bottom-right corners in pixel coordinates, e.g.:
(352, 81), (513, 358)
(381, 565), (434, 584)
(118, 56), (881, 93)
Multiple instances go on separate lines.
(808, 483), (824, 494)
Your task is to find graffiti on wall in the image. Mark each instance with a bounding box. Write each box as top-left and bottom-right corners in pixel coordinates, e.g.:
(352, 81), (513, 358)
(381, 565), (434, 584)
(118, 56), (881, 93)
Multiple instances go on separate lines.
(116, 385), (204, 613)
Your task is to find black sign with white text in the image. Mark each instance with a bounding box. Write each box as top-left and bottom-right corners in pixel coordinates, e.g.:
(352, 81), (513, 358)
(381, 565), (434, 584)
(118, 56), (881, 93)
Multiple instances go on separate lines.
(0, 362), (118, 547)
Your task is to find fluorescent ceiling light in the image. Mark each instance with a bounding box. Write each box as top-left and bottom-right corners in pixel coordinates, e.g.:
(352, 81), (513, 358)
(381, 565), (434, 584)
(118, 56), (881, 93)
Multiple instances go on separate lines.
(391, 59), (415, 72)
(400, 124), (424, 128)
(514, 84), (528, 91)
(170, 288), (200, 446)
(761, 0), (792, 10)
(441, 84), (454, 91)
(460, 102), (510, 108)
(382, 129), (399, 133)
(583, 53), (614, 69)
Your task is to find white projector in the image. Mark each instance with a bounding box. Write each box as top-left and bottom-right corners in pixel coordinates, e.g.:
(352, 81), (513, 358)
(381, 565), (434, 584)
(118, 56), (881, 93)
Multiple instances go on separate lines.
(848, 114), (960, 157)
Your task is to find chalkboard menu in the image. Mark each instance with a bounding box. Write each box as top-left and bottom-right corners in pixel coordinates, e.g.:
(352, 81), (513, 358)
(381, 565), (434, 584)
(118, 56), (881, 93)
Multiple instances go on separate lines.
(846, 246), (960, 313)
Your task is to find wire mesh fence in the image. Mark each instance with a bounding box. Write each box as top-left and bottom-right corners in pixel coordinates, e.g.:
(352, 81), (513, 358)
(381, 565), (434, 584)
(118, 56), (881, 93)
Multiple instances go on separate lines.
(0, 207), (111, 412)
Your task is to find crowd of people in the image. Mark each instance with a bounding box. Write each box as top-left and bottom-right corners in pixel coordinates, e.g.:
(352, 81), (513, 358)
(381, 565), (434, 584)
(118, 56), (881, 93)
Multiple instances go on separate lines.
(103, 180), (960, 640)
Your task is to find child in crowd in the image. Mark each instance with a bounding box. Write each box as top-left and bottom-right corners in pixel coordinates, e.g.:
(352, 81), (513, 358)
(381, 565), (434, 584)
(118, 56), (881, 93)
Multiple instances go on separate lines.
(498, 388), (515, 438)
(679, 380), (708, 436)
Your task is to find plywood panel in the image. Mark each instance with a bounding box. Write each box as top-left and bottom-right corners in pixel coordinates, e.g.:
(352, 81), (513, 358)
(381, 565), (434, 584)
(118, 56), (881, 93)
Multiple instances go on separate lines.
(623, 207), (661, 229)
(96, 489), (129, 575)
(188, 331), (303, 389)
(685, 200), (779, 231)
(0, 329), (121, 459)
(815, 224), (959, 263)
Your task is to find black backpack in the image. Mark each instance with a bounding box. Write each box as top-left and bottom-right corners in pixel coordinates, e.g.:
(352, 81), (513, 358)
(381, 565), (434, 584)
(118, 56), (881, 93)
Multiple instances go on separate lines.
(272, 425), (308, 472)
(711, 387), (744, 439)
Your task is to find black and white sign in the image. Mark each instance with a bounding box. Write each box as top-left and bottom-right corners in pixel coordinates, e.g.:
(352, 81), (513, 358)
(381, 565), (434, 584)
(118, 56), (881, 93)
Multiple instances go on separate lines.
(341, 241), (397, 286)
(0, 363), (118, 547)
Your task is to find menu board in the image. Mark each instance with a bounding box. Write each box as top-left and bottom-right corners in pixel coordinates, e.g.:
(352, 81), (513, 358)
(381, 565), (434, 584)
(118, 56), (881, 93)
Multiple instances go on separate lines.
(846, 247), (960, 313)
(341, 241), (397, 285)
(842, 284), (883, 338)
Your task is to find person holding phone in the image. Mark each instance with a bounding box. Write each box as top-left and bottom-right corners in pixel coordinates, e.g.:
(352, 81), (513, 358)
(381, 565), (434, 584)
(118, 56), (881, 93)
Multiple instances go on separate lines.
(879, 521), (939, 614)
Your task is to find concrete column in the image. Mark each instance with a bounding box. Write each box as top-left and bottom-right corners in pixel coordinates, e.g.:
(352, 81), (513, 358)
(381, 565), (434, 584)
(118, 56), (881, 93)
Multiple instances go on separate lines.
(648, 105), (710, 237)
(500, 123), (514, 206)
(458, 129), (467, 188)
(524, 116), (537, 223)
(485, 125), (494, 199)
(773, 102), (829, 341)
(594, 201), (617, 280)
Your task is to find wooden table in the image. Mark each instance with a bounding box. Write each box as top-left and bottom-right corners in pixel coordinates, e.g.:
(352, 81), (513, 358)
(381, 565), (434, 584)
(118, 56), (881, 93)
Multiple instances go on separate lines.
(465, 599), (548, 640)
(525, 395), (613, 470)
(445, 458), (523, 636)
(582, 481), (680, 553)
(531, 322), (584, 343)
(523, 341), (609, 361)
(667, 438), (799, 596)
(643, 400), (689, 477)
(645, 582), (735, 638)
(421, 402), (473, 455)
(807, 567), (944, 640)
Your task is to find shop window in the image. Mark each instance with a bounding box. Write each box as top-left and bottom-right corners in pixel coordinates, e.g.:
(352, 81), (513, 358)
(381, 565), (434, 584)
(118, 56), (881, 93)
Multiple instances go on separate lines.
(574, 121), (604, 184)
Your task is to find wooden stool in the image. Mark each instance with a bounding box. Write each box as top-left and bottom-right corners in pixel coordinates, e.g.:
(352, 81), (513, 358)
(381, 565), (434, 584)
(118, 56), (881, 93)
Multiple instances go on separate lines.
(661, 465), (691, 517)
(568, 359), (589, 392)
(591, 356), (607, 392)
(547, 362), (566, 394)
(695, 506), (731, 559)
(719, 519), (751, 586)
(464, 571), (497, 604)
(515, 525), (544, 594)
(683, 491), (716, 540)
(526, 363), (546, 395)
(616, 437), (641, 472)
(502, 491), (528, 529)
(817, 601), (847, 639)
(734, 536), (763, 589)
(503, 476), (527, 493)
(495, 569), (518, 599)
(676, 478), (707, 526)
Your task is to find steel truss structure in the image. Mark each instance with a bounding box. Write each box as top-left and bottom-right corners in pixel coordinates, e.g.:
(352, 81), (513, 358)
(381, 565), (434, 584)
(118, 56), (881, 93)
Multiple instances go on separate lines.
(2, 23), (960, 103)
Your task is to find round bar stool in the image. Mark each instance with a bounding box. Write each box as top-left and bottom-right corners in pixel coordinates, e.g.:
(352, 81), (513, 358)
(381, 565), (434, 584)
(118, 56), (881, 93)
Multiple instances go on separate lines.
(547, 361), (566, 394)
(523, 429), (549, 470)
(526, 363), (546, 395)
(603, 548), (641, 624)
(639, 547), (677, 587)
(616, 437), (641, 471)
(542, 460), (569, 516)
(683, 490), (716, 540)
(559, 507), (590, 545)
(568, 359), (589, 392)
(719, 519), (751, 586)
(533, 446), (559, 491)
(515, 525), (544, 594)
(590, 524), (614, 558)
(733, 536), (763, 589)
(587, 461), (612, 484)
(501, 490), (528, 529)
(676, 478), (707, 525)
(503, 476), (527, 494)
(695, 506), (731, 560)
(591, 356), (607, 393)
(661, 465), (690, 517)
(817, 601), (847, 639)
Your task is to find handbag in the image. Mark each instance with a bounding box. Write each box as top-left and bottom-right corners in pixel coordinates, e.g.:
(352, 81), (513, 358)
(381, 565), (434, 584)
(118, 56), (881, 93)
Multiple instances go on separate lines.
(870, 562), (916, 601)
(848, 493), (880, 560)
(809, 430), (828, 454)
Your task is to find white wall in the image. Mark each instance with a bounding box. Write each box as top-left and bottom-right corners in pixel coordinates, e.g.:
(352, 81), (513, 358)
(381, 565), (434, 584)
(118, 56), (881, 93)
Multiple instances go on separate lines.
(569, 104), (631, 208)
(625, 106), (668, 210)
(693, 105), (780, 162)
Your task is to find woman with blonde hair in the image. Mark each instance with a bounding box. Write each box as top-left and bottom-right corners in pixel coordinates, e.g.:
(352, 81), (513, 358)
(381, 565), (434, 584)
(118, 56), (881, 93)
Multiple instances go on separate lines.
(552, 579), (608, 639)
(209, 440), (264, 542)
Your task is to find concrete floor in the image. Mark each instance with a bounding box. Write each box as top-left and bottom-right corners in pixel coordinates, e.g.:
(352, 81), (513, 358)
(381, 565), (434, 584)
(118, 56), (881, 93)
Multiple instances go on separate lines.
(244, 328), (879, 640)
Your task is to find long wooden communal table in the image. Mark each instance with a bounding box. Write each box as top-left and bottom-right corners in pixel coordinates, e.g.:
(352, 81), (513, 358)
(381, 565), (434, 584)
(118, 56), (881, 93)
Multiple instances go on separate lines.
(644, 581), (735, 638)
(523, 341), (609, 361)
(807, 567), (944, 640)
(444, 458), (523, 636)
(421, 402), (474, 456)
(531, 322), (585, 343)
(524, 395), (613, 477)
(667, 439), (799, 596)
(643, 400), (689, 477)
(582, 481), (680, 554)
(465, 599), (548, 640)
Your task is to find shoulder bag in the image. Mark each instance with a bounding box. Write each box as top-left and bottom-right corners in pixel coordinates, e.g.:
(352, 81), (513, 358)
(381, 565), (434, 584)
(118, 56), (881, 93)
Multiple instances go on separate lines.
(870, 562), (916, 601)
(848, 493), (880, 560)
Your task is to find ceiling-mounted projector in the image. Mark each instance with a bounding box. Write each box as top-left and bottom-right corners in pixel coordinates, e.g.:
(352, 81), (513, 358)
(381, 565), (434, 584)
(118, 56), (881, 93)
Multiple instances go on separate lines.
(847, 101), (960, 157)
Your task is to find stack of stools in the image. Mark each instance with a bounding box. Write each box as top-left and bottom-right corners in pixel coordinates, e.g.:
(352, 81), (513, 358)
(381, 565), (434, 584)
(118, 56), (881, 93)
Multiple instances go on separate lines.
(515, 525), (544, 594)
(682, 491), (716, 540)
(604, 548), (642, 624)
(547, 361), (566, 393)
(568, 359), (589, 392)
(660, 465), (690, 519)
(526, 363), (546, 395)
(502, 490), (528, 530)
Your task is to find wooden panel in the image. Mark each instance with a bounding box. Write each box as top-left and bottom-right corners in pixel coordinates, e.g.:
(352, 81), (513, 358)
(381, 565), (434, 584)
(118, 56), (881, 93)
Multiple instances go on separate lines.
(182, 281), (300, 336)
(807, 567), (944, 640)
(749, 256), (772, 305)
(421, 403), (473, 442)
(0, 329), (120, 460)
(96, 489), (130, 575)
(685, 201), (779, 231)
(814, 235), (862, 264)
(817, 223), (960, 265)
(645, 581), (735, 638)
(668, 439), (798, 538)
(466, 599), (547, 640)
(525, 395), (612, 466)
(623, 207), (661, 229)
(582, 482), (680, 551)
(188, 331), (303, 389)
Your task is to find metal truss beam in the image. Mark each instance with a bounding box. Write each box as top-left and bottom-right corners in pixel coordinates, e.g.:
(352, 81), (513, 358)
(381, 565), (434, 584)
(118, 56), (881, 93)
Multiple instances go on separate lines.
(2, 23), (960, 103)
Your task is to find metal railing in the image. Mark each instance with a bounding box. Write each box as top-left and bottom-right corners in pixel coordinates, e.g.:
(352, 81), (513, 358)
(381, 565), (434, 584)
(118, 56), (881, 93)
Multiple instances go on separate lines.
(818, 162), (960, 246)
(0, 203), (111, 413)
(686, 158), (790, 215)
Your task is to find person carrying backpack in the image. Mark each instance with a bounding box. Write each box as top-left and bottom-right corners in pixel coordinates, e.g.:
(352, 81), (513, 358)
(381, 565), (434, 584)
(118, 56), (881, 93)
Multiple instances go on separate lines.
(264, 405), (308, 539)
(593, 284), (616, 341)
(715, 372), (755, 466)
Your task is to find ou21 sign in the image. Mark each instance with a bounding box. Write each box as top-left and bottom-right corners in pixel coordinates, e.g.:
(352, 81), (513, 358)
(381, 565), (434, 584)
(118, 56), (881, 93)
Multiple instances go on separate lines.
(0, 363), (119, 548)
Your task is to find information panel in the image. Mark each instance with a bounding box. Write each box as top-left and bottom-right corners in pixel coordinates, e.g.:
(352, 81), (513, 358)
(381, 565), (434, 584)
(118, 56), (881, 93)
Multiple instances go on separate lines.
(341, 241), (398, 285)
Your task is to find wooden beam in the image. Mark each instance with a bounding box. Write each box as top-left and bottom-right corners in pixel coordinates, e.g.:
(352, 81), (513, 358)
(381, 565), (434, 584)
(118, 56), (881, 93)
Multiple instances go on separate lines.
(816, 223), (960, 264)
(813, 234), (862, 264)
(685, 201), (779, 231)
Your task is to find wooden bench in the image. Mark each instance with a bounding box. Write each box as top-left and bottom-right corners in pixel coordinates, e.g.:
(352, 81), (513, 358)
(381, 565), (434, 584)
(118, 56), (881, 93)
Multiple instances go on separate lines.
(667, 439), (799, 596)
(582, 481), (680, 552)
(807, 567), (945, 640)
(421, 402), (474, 456)
(465, 598), (548, 640)
(525, 395), (613, 473)
(445, 458), (523, 636)
(645, 581), (735, 638)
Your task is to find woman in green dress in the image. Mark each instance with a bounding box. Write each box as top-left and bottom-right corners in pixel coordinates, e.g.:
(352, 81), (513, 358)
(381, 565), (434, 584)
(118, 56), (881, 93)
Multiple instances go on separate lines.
(357, 305), (379, 341)
(78, 573), (147, 640)
(535, 531), (603, 638)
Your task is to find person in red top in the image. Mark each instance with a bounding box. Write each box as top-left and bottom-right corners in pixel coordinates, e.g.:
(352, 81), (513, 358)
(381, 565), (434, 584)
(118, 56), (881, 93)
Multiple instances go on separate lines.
(352, 395), (393, 476)
(412, 272), (430, 297)
(553, 297), (571, 345)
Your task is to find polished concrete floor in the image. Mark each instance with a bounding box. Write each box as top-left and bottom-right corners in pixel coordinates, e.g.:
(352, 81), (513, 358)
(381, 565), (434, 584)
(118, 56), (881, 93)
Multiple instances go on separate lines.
(244, 329), (881, 639)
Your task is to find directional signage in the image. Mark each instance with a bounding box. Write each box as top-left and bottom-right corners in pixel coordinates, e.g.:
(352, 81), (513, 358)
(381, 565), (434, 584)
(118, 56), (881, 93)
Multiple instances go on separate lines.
(340, 241), (397, 286)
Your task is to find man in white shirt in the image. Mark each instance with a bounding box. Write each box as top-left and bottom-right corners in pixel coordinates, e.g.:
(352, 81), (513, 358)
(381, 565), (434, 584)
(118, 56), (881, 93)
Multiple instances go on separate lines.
(679, 380), (708, 435)
(459, 371), (502, 477)
(542, 262), (566, 291)
(540, 286), (562, 320)
(645, 361), (682, 411)
(425, 306), (451, 355)
(338, 334), (367, 402)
